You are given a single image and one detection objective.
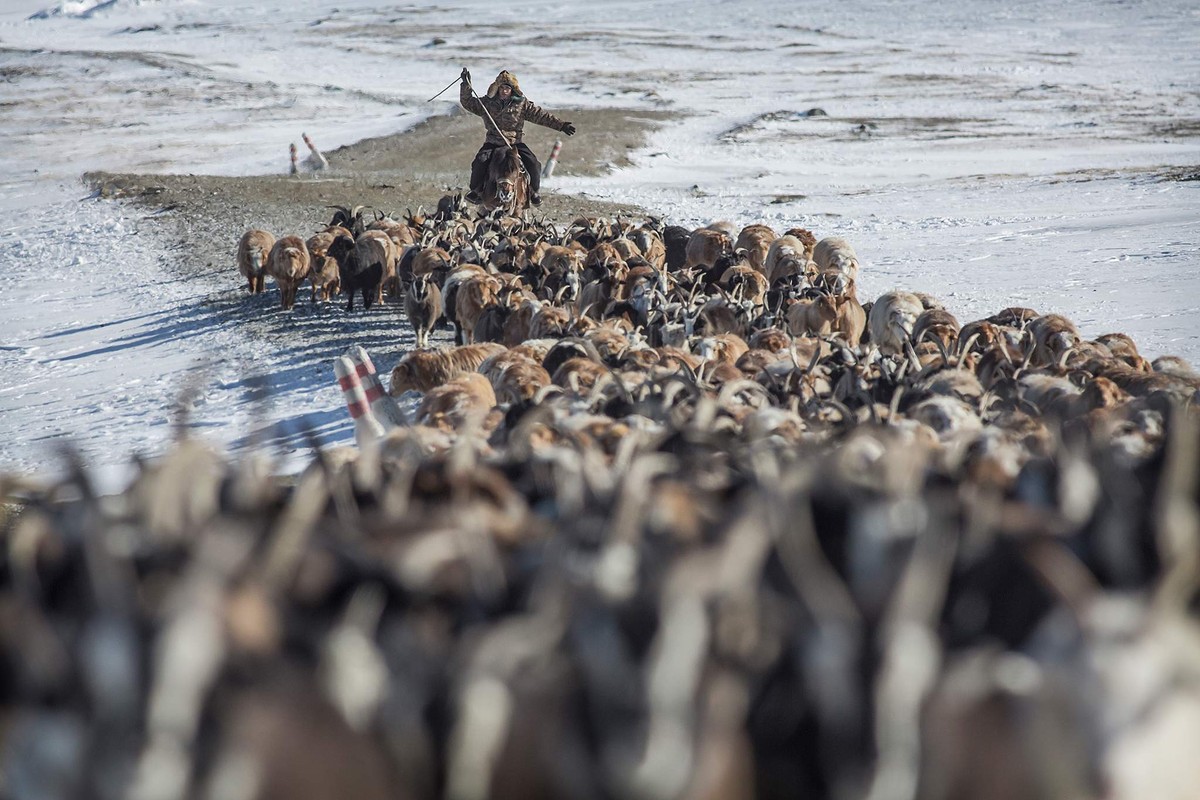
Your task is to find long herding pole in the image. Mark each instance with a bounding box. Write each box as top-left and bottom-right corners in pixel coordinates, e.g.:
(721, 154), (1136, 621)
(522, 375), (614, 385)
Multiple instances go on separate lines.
(426, 74), (460, 103)
(464, 75), (517, 153)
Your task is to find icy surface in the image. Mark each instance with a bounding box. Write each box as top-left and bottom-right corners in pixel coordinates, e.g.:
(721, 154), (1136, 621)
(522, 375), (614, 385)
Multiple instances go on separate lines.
(0, 0), (1197, 483)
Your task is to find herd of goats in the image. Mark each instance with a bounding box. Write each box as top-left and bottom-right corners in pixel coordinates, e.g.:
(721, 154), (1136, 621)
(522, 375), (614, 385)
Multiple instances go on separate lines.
(2, 195), (1199, 800)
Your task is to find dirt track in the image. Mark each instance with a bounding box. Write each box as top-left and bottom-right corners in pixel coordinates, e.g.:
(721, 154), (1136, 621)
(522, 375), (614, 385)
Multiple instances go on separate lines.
(84, 107), (677, 277)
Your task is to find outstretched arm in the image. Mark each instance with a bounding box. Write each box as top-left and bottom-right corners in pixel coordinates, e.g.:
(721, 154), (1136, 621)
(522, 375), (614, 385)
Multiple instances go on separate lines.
(522, 101), (573, 134)
(459, 69), (483, 117)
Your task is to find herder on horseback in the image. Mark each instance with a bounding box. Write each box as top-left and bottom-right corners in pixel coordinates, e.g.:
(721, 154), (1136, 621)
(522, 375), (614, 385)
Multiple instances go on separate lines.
(459, 68), (576, 206)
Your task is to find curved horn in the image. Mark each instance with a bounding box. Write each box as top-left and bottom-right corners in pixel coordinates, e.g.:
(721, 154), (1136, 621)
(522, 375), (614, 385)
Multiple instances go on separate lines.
(888, 384), (905, 422)
(957, 331), (982, 359)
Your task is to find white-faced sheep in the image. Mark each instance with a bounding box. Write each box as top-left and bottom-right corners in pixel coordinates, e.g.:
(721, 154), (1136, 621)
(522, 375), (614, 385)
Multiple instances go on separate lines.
(266, 235), (311, 310)
(237, 229), (276, 294)
(868, 291), (925, 355)
(812, 236), (860, 293)
(764, 234), (813, 286)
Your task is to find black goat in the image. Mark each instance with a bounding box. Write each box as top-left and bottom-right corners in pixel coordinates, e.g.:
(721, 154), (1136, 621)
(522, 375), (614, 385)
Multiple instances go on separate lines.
(663, 224), (692, 271)
(327, 232), (382, 312)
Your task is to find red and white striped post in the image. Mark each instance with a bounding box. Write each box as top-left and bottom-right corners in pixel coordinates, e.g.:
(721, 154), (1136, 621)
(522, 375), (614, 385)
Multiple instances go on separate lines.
(346, 346), (406, 429)
(289, 142), (298, 175)
(542, 139), (562, 179)
(302, 132), (329, 171)
(334, 356), (385, 447)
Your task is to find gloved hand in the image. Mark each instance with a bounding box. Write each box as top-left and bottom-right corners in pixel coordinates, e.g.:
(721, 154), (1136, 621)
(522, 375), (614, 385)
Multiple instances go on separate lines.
(460, 67), (471, 85)
(562, 122), (576, 136)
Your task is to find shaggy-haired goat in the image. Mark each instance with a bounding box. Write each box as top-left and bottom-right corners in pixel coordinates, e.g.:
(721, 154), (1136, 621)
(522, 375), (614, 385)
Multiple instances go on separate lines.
(237, 229), (276, 294)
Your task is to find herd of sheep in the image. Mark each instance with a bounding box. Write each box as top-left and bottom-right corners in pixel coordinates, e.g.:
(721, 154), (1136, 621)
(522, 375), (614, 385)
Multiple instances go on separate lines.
(1, 197), (1198, 799)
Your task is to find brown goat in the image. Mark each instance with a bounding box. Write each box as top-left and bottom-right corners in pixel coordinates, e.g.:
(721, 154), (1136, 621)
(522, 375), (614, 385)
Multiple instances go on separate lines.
(502, 300), (542, 347)
(410, 246), (453, 279)
(540, 245), (581, 276)
(787, 294), (839, 338)
(388, 343), (506, 395)
(748, 328), (793, 354)
(528, 305), (572, 340)
(912, 308), (961, 352)
(309, 255), (341, 304)
(610, 237), (643, 262)
(1027, 313), (1081, 367)
(697, 333), (750, 364)
(832, 294), (867, 347)
(719, 265), (768, 305)
(237, 229), (276, 294)
(585, 241), (627, 274)
(629, 226), (667, 267)
(1095, 333), (1151, 371)
(482, 353), (552, 405)
(735, 224), (777, 274)
(454, 273), (502, 345)
(266, 235), (311, 310)
(305, 229), (335, 264)
(552, 357), (610, 395)
(415, 372), (497, 432)
(684, 228), (733, 269)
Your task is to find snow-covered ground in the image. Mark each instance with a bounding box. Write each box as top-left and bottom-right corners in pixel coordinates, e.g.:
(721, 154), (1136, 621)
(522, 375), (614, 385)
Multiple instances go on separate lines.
(1, 0), (1198, 483)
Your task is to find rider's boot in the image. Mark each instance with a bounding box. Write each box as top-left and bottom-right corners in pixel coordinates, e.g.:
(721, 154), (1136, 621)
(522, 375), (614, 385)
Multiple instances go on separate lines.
(529, 191), (542, 205)
(466, 149), (488, 204)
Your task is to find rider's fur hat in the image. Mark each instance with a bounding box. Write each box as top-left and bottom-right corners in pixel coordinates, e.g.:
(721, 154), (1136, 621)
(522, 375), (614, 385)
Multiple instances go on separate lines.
(486, 71), (522, 99)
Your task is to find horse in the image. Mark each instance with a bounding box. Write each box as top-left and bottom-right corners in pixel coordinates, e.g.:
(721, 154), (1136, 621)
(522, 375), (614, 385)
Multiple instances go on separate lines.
(482, 145), (530, 217)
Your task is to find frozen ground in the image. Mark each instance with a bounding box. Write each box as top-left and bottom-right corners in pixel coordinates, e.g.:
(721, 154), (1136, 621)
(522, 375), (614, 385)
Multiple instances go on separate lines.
(0, 0), (1197, 483)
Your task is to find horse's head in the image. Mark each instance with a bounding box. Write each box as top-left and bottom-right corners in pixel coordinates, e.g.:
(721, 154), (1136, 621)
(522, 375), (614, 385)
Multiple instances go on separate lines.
(489, 146), (525, 207)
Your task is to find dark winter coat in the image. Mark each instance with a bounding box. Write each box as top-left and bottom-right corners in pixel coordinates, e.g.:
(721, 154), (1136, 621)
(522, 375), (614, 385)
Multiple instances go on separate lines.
(460, 71), (570, 147)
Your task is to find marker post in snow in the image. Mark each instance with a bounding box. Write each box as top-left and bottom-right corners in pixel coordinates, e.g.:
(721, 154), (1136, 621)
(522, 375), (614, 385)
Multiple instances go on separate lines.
(289, 142), (298, 176)
(346, 346), (406, 429)
(542, 139), (563, 179)
(334, 357), (385, 447)
(302, 133), (329, 171)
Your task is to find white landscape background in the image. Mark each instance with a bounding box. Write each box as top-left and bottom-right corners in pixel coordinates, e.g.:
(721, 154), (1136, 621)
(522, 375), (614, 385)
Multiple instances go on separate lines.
(1, 0), (1197, 485)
